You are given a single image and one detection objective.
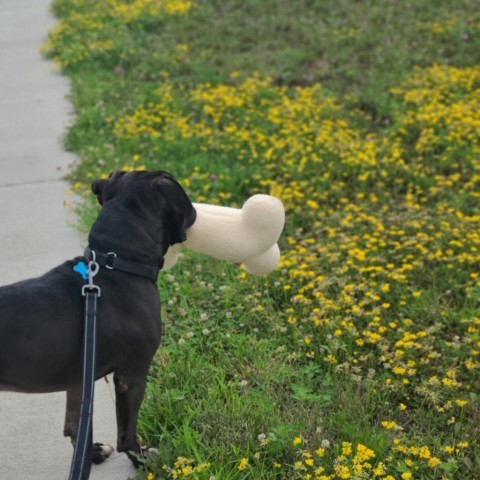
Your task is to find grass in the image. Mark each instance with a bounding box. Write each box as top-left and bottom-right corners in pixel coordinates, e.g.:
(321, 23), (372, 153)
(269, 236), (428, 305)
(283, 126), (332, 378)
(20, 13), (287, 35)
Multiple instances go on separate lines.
(44, 0), (480, 479)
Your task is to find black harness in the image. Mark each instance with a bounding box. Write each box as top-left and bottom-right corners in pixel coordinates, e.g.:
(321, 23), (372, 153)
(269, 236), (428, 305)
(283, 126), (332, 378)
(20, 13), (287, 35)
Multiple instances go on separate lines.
(68, 248), (159, 480)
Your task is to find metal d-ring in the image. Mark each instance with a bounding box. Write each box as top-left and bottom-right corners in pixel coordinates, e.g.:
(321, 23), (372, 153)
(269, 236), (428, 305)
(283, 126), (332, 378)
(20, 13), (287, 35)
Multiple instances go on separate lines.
(105, 252), (117, 270)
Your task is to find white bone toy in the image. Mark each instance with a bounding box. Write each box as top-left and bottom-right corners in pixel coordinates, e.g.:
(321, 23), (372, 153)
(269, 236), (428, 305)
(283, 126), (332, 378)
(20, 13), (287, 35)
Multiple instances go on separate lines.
(163, 194), (285, 275)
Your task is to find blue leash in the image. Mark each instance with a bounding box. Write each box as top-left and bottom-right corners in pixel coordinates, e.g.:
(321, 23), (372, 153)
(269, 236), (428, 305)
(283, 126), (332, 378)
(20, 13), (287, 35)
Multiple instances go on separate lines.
(68, 255), (101, 480)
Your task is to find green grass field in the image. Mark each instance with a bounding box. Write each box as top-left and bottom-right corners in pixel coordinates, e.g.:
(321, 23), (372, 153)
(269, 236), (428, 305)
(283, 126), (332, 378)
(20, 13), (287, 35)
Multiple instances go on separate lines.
(44, 0), (480, 478)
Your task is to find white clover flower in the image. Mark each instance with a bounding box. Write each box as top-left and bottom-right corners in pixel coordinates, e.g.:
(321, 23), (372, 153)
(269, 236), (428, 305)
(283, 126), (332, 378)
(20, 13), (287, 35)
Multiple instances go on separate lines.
(257, 433), (268, 445)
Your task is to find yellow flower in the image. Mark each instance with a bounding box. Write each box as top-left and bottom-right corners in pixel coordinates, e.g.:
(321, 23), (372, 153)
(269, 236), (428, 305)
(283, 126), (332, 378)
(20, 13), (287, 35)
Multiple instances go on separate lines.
(342, 442), (353, 456)
(237, 458), (249, 471)
(373, 461), (385, 476)
(181, 466), (193, 476)
(293, 436), (303, 446)
(335, 464), (351, 479)
(196, 463), (209, 473)
(428, 457), (441, 468)
(315, 447), (325, 457)
(381, 420), (402, 430)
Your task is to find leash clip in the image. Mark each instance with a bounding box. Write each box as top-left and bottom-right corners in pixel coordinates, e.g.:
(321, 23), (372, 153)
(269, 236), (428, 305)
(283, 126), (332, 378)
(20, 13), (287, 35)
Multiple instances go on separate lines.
(82, 250), (101, 297)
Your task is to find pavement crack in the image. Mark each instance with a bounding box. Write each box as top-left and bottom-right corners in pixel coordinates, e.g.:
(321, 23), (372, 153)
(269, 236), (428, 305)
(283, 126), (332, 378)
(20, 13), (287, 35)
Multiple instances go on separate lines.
(0, 178), (70, 189)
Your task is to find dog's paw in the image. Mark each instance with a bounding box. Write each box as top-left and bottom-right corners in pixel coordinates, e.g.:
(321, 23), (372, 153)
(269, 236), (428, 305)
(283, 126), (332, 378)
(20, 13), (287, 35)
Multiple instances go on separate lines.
(122, 444), (158, 468)
(141, 446), (158, 460)
(127, 446), (158, 468)
(92, 443), (114, 464)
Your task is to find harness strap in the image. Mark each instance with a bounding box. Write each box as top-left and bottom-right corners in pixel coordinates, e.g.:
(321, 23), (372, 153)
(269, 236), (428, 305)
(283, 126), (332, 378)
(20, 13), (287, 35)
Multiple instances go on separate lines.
(68, 288), (99, 479)
(84, 246), (159, 282)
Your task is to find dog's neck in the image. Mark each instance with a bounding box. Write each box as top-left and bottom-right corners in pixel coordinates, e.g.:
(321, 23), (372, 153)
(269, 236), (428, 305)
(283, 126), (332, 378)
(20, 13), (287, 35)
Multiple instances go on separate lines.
(87, 205), (167, 268)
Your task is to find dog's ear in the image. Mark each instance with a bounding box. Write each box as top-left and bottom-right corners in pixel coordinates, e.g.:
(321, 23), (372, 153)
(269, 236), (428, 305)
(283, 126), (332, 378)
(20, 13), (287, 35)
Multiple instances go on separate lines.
(154, 174), (197, 245)
(91, 171), (126, 205)
(91, 179), (109, 206)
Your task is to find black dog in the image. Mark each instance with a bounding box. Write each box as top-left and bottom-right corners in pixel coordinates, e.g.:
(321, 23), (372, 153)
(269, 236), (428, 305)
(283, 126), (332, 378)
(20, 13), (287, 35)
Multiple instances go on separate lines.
(0, 170), (196, 466)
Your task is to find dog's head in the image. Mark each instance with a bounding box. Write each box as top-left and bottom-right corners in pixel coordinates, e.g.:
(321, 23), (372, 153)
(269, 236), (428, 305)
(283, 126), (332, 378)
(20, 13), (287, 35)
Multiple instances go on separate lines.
(89, 170), (196, 263)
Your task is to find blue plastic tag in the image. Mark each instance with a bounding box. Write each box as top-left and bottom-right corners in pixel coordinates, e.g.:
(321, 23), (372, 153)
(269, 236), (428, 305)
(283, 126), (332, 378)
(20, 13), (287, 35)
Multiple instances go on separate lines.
(73, 261), (89, 280)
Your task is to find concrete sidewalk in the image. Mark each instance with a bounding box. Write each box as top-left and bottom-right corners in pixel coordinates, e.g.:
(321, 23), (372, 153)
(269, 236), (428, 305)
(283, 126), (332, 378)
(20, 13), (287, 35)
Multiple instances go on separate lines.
(0, 1), (136, 478)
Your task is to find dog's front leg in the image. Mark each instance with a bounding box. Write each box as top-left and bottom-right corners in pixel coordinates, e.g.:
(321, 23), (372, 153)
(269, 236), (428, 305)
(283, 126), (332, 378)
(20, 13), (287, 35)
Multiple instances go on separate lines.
(114, 372), (148, 467)
(64, 386), (113, 464)
(64, 386), (82, 442)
